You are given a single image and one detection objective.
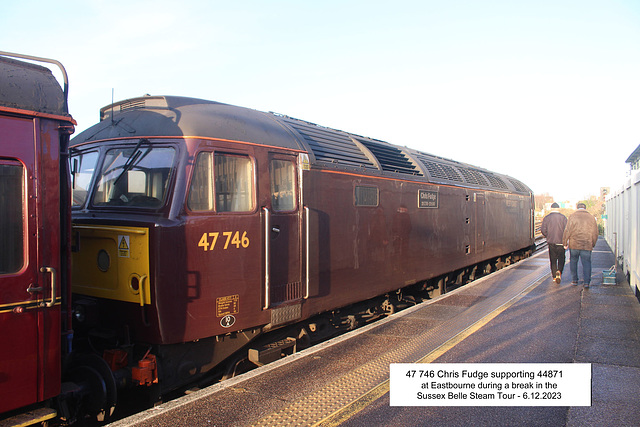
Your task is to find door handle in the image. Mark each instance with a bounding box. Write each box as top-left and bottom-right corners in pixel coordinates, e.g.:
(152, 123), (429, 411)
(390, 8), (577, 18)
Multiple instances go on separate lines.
(40, 267), (57, 308)
(304, 206), (309, 299)
(263, 207), (270, 309)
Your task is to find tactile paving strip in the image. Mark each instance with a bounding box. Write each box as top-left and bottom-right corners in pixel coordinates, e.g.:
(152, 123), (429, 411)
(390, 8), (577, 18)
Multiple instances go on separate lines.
(251, 261), (549, 426)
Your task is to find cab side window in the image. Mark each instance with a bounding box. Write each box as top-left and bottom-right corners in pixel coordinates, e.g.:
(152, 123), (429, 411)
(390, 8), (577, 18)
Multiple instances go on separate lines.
(270, 159), (296, 212)
(188, 152), (254, 212)
(71, 150), (98, 207)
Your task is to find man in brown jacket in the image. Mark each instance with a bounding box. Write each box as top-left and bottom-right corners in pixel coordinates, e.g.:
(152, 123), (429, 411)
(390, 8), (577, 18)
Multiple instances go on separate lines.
(562, 203), (599, 287)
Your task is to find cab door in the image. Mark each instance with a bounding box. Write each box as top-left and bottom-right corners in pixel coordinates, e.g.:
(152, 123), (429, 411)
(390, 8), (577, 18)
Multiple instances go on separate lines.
(265, 153), (303, 306)
(0, 116), (61, 413)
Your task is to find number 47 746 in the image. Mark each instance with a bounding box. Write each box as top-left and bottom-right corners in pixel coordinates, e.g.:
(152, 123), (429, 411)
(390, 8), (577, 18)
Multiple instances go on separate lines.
(198, 231), (250, 251)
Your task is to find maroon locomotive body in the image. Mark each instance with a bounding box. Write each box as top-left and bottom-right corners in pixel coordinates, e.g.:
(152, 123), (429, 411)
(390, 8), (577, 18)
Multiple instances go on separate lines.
(0, 54), (75, 424)
(69, 96), (534, 401)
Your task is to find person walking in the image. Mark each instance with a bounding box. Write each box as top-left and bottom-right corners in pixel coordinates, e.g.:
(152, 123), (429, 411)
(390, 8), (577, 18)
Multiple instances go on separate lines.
(562, 202), (599, 287)
(541, 202), (567, 283)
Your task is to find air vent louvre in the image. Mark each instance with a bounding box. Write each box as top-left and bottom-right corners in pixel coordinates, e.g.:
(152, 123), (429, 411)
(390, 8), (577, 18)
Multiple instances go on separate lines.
(508, 178), (530, 193)
(416, 155), (464, 183)
(458, 168), (489, 187)
(358, 139), (421, 175)
(483, 173), (508, 190)
(283, 118), (376, 169)
(118, 99), (147, 112)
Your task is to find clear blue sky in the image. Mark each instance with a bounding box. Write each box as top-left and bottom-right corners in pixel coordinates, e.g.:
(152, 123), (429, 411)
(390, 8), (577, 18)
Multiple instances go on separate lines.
(3, 0), (639, 202)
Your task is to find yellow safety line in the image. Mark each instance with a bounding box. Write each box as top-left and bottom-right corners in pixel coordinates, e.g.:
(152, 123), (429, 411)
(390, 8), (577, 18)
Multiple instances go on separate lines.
(314, 271), (547, 427)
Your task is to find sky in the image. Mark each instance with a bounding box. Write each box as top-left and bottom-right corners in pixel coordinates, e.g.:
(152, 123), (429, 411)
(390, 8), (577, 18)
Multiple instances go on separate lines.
(2, 0), (639, 203)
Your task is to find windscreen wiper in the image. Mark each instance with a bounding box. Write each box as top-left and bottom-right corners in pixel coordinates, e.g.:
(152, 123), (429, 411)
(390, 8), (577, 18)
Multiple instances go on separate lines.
(111, 139), (149, 189)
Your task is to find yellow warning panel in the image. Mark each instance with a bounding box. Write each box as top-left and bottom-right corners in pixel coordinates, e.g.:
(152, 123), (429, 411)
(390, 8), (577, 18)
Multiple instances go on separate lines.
(72, 225), (150, 305)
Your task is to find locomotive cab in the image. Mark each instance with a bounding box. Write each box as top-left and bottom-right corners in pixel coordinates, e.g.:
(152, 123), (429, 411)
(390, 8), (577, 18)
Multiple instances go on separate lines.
(69, 99), (310, 394)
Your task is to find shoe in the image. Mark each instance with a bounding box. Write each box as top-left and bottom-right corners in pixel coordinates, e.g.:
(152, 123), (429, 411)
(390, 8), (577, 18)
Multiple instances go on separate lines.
(572, 282), (578, 286)
(584, 283), (590, 288)
(555, 271), (562, 284)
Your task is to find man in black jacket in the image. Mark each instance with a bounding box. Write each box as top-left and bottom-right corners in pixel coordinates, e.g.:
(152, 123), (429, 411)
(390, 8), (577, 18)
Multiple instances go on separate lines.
(541, 202), (568, 283)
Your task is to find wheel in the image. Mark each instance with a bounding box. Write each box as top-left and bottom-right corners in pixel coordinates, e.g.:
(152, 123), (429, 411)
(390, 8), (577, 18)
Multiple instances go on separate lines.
(65, 353), (117, 422)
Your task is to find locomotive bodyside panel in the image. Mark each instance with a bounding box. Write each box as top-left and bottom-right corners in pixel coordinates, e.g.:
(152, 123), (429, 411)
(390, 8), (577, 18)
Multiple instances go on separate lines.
(299, 169), (534, 318)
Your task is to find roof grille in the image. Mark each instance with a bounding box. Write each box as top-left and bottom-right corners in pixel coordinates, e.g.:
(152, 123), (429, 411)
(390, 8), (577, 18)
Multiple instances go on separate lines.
(358, 139), (421, 175)
(117, 99), (147, 112)
(282, 118), (377, 169)
(416, 155), (463, 183)
(100, 96), (169, 121)
(483, 173), (508, 190)
(458, 168), (489, 187)
(508, 178), (530, 193)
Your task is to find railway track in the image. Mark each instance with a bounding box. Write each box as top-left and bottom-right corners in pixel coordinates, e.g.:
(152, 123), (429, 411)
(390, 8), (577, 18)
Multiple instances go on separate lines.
(534, 219), (547, 250)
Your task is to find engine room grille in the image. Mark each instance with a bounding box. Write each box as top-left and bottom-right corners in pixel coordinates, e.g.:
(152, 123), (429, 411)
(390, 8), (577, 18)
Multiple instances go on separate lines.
(282, 118), (377, 170)
(274, 114), (527, 194)
(117, 98), (147, 112)
(357, 139), (421, 175)
(416, 156), (464, 183)
(508, 178), (530, 193)
(458, 168), (490, 187)
(483, 173), (508, 190)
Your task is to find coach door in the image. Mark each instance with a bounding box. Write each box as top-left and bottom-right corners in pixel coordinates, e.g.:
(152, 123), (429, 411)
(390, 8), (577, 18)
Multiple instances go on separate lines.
(264, 153), (303, 307)
(0, 116), (60, 413)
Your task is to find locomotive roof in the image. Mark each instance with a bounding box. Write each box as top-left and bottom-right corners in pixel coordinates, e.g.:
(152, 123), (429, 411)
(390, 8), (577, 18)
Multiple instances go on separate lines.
(0, 56), (70, 117)
(72, 95), (531, 195)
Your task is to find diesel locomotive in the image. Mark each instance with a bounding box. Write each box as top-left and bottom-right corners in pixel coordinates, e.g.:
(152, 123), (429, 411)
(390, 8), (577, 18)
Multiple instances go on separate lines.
(68, 95), (535, 409)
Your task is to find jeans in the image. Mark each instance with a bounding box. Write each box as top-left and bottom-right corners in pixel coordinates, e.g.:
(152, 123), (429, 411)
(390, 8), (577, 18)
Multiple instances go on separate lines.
(569, 249), (592, 284)
(548, 244), (566, 276)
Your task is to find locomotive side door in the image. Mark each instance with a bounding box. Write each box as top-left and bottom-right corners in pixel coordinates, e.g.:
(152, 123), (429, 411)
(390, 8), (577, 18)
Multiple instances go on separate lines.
(0, 116), (61, 413)
(265, 153), (303, 307)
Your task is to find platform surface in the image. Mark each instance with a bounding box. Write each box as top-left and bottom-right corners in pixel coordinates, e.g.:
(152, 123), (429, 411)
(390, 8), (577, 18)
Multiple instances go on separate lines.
(111, 237), (640, 427)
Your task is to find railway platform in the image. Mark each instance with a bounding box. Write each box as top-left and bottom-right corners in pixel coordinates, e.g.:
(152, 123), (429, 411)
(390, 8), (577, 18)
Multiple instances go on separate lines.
(111, 237), (640, 427)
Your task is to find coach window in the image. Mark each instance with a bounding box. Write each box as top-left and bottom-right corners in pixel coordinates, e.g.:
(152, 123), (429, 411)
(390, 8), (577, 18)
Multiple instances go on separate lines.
(270, 159), (296, 211)
(188, 152), (254, 212)
(0, 161), (24, 274)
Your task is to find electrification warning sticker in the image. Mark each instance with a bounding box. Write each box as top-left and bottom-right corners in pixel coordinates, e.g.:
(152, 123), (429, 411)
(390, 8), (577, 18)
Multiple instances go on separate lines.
(118, 235), (130, 258)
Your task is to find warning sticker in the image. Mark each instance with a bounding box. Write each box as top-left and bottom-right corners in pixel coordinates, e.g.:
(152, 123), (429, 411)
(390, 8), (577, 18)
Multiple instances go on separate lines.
(216, 295), (239, 317)
(118, 235), (130, 258)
